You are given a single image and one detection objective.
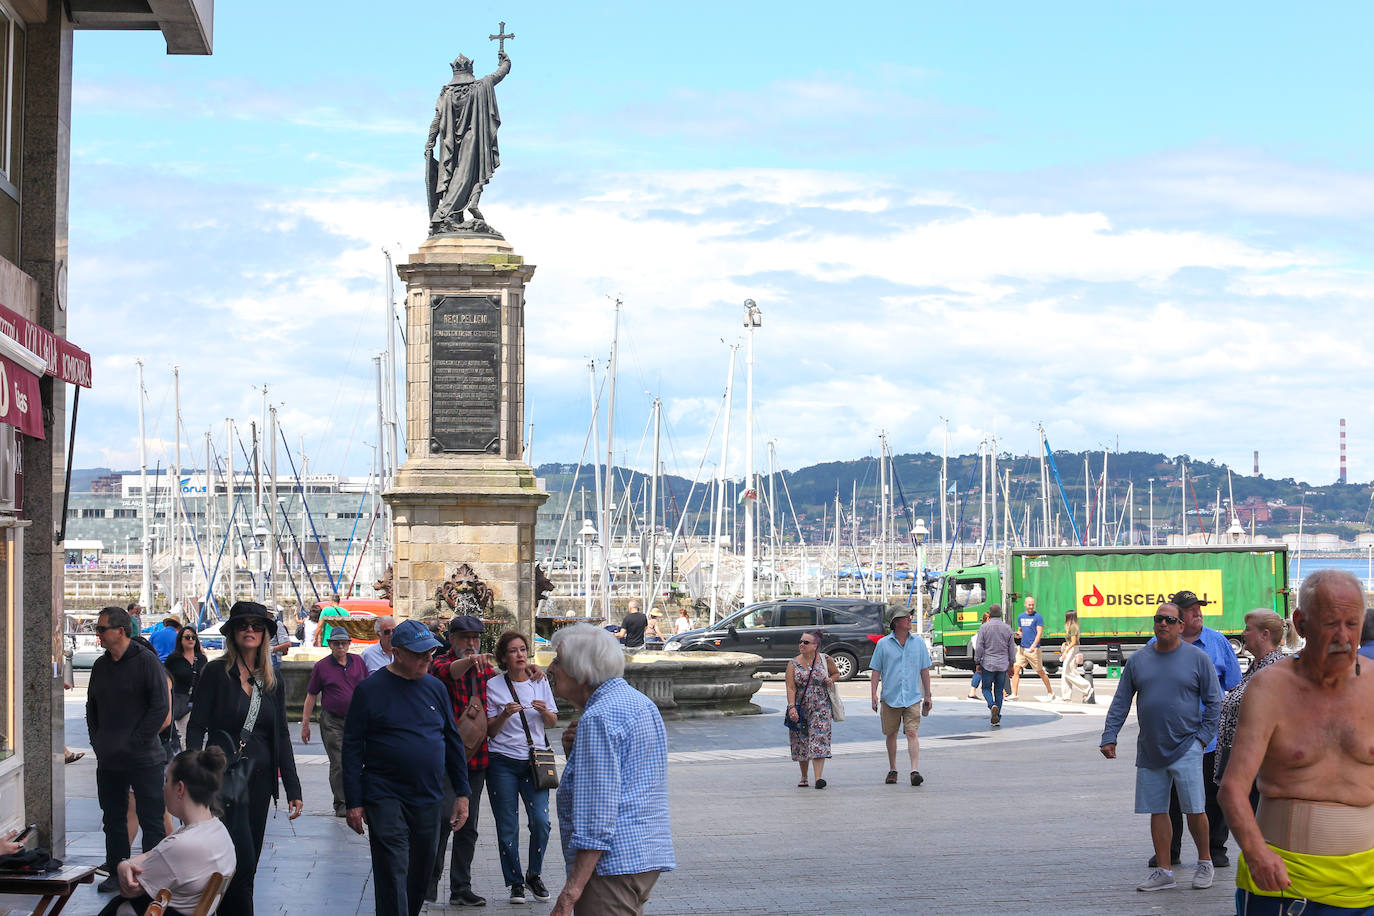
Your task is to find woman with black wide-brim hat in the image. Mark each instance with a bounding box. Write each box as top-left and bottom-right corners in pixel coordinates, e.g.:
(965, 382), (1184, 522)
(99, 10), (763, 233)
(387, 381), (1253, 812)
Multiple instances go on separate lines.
(186, 601), (303, 916)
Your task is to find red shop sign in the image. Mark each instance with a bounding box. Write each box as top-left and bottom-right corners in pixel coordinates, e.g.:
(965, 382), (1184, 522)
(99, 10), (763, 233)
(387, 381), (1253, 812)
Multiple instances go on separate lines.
(0, 302), (92, 388)
(0, 353), (43, 439)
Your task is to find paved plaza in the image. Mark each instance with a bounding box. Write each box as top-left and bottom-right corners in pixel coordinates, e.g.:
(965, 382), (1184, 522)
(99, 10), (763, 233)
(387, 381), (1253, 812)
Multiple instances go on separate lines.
(40, 673), (1244, 915)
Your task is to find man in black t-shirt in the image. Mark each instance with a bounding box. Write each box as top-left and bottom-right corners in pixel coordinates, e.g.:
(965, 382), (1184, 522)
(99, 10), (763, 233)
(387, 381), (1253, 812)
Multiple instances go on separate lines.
(616, 600), (648, 649)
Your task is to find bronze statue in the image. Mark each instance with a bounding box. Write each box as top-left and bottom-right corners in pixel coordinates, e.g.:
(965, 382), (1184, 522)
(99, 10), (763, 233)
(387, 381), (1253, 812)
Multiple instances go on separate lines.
(425, 23), (514, 237)
(435, 562), (495, 615)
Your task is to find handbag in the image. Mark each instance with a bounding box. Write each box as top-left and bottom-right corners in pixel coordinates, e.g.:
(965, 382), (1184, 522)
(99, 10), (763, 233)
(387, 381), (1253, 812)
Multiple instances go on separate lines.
(217, 676), (263, 810)
(785, 658), (821, 732)
(506, 675), (559, 790)
(456, 668), (489, 759)
(823, 655), (846, 722)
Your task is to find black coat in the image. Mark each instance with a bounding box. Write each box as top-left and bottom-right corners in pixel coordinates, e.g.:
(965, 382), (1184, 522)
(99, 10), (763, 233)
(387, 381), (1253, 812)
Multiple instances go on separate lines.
(86, 638), (169, 768)
(186, 658), (302, 801)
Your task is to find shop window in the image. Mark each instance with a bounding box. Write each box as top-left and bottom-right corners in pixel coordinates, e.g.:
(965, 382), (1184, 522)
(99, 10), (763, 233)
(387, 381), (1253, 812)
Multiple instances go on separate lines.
(0, 5), (21, 265)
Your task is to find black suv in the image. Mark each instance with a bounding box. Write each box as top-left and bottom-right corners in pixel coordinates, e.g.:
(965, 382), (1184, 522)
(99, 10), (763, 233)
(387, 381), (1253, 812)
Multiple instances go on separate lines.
(662, 598), (886, 680)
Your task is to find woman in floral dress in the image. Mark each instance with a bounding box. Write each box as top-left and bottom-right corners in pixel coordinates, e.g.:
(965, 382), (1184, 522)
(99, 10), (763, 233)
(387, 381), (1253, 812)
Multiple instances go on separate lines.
(1213, 609), (1287, 799)
(786, 629), (840, 788)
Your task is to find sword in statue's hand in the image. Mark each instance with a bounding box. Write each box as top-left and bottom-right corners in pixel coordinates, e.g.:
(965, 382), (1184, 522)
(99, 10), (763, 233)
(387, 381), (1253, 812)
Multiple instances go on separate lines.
(490, 20), (514, 58)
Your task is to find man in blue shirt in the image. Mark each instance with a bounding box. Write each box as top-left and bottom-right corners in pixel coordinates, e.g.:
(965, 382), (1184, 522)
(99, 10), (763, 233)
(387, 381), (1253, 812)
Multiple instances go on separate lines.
(869, 608), (934, 786)
(147, 616), (179, 662)
(550, 623), (674, 915)
(1010, 596), (1053, 700)
(343, 619), (470, 916)
(1151, 588), (1243, 870)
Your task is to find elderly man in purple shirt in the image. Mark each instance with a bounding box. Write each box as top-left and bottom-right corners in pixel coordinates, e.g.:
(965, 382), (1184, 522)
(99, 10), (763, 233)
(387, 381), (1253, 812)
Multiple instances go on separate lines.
(302, 627), (369, 816)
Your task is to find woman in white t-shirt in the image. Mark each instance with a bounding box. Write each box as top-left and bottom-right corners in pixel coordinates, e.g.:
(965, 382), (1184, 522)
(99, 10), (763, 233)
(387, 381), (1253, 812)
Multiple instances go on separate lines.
(675, 607), (694, 635)
(102, 747), (237, 916)
(484, 631), (559, 905)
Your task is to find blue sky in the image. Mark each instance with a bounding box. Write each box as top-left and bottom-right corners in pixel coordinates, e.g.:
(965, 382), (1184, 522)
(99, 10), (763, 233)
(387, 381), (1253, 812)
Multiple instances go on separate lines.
(66, 1), (1374, 484)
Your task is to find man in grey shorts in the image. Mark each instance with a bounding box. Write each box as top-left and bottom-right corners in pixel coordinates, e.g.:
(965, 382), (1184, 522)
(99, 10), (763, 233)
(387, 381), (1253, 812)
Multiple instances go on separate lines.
(1100, 603), (1222, 893)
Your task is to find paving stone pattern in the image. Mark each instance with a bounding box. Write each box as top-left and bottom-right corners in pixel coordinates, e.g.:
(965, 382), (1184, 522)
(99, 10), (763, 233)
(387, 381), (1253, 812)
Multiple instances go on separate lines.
(42, 681), (1243, 915)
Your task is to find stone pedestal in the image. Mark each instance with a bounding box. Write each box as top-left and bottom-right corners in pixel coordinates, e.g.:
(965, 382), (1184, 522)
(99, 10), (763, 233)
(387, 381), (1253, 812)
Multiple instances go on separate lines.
(387, 234), (548, 631)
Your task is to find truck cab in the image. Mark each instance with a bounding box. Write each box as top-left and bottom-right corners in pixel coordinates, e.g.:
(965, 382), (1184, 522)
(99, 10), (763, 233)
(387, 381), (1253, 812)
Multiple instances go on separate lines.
(929, 564), (1003, 668)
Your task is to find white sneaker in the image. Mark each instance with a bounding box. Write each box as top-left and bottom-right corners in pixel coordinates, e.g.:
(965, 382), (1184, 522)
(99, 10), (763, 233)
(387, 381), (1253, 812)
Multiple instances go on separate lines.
(1192, 860), (1214, 889)
(1137, 868), (1177, 892)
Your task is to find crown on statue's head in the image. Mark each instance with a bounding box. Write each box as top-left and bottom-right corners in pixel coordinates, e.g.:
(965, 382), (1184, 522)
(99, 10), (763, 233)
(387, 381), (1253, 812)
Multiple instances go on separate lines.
(451, 55), (474, 73)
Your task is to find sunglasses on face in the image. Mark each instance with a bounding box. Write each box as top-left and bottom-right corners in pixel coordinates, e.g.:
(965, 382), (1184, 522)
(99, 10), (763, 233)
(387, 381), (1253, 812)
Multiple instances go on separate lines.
(379, 628), (395, 636)
(799, 639), (814, 645)
(94, 625), (117, 634)
(1154, 614), (1181, 625)
(238, 622), (268, 633)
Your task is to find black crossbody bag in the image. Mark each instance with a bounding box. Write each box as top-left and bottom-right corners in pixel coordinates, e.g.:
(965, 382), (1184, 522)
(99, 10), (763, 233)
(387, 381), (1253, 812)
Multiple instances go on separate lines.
(216, 676), (263, 810)
(505, 674), (559, 790)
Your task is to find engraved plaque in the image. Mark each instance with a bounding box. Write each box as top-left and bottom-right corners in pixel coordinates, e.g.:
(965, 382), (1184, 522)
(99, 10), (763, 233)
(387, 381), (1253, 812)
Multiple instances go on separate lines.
(430, 294), (501, 452)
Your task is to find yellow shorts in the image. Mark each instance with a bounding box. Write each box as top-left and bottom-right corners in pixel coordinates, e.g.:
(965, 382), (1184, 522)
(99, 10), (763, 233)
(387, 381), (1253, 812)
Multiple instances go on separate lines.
(1016, 646), (1046, 674)
(880, 701), (922, 736)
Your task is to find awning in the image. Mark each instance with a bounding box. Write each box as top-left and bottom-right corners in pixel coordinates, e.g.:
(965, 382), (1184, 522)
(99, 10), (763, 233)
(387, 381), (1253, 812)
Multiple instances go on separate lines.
(0, 302), (92, 387)
(0, 353), (41, 438)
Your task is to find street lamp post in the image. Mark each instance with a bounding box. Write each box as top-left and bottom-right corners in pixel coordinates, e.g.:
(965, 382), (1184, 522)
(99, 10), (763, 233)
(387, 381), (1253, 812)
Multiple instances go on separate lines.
(253, 523), (269, 604)
(580, 518), (597, 618)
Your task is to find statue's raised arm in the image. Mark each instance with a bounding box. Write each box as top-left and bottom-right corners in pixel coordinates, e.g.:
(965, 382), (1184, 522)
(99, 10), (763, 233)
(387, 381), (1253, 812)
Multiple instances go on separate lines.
(425, 35), (512, 237)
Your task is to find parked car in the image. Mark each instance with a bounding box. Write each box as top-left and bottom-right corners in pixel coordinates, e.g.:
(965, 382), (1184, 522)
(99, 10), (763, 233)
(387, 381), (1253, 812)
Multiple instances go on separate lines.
(661, 598), (887, 681)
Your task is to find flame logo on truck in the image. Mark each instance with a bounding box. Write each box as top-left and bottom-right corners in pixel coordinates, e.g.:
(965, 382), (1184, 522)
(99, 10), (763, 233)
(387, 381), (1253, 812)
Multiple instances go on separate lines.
(1083, 585), (1104, 607)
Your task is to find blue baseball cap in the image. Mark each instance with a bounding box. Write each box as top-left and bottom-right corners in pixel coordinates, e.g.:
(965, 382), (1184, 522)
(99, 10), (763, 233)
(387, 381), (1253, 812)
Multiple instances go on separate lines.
(390, 619), (443, 653)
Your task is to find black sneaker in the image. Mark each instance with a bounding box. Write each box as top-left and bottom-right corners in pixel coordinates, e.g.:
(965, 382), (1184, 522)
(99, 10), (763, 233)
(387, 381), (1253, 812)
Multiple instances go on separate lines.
(910, 770), (924, 786)
(509, 883), (527, 905)
(97, 874), (120, 893)
(1147, 854), (1182, 867)
(450, 889), (487, 907)
(526, 874), (550, 900)
(1212, 853), (1231, 868)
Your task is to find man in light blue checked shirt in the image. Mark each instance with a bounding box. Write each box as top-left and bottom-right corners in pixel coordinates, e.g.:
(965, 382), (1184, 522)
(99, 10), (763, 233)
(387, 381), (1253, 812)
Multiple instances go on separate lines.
(550, 624), (674, 915)
(869, 607), (934, 787)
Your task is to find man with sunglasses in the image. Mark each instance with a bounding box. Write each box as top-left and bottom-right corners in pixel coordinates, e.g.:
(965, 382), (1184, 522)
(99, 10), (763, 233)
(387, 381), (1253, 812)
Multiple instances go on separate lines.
(1221, 569), (1374, 916)
(1101, 603), (1222, 893)
(363, 615), (398, 674)
(86, 605), (170, 891)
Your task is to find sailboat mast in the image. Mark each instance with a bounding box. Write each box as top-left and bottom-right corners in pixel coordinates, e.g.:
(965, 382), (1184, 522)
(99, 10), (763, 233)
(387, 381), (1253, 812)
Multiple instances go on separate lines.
(940, 418), (949, 555)
(601, 300), (620, 621)
(269, 405), (279, 606)
(171, 365), (182, 617)
(137, 361), (152, 609)
(645, 397), (660, 605)
(588, 361), (603, 617)
(226, 419), (235, 603)
(709, 345), (738, 623)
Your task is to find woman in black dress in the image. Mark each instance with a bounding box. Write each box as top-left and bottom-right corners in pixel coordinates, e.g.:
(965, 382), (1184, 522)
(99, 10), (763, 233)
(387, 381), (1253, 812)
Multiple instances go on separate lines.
(164, 624), (207, 742)
(187, 601), (303, 916)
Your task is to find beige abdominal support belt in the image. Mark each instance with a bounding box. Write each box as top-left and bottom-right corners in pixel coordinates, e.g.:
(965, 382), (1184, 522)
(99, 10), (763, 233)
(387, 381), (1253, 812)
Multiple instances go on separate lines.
(1256, 797), (1374, 856)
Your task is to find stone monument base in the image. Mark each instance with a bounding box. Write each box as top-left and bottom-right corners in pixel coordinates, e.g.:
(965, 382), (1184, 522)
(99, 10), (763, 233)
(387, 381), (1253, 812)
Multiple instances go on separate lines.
(387, 457), (544, 627)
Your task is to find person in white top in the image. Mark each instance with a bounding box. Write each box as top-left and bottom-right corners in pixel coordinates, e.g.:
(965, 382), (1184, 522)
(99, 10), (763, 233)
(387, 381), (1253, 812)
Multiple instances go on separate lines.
(102, 747), (237, 916)
(674, 608), (694, 636)
(484, 631), (558, 905)
(360, 615), (396, 674)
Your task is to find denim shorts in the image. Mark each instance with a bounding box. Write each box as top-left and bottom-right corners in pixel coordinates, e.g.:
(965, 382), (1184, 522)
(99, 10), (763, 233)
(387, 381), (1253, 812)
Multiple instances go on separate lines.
(1135, 739), (1206, 814)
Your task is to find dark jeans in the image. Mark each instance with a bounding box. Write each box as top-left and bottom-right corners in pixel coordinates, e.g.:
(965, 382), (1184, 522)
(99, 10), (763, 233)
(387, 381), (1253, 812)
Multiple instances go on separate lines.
(431, 767), (485, 896)
(980, 669), (1008, 710)
(486, 752), (551, 887)
(98, 892), (189, 916)
(95, 763), (166, 869)
(320, 710), (347, 813)
(1235, 889), (1370, 915)
(367, 796), (444, 916)
(1166, 748), (1229, 859)
(217, 764), (276, 916)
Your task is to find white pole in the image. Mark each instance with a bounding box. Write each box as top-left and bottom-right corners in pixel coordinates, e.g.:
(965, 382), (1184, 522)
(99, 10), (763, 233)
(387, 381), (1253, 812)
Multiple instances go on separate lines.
(646, 397), (660, 605)
(269, 405), (279, 605)
(768, 440), (778, 600)
(710, 346), (738, 623)
(1148, 478), (1155, 547)
(171, 366), (182, 618)
(588, 361), (603, 617)
(743, 301), (758, 608)
(602, 300), (620, 620)
(137, 361), (152, 609)
(940, 418), (949, 555)
(227, 419), (236, 602)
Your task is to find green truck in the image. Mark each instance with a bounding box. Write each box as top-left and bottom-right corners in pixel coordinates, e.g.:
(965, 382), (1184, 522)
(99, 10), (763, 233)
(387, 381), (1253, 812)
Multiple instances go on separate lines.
(928, 545), (1290, 670)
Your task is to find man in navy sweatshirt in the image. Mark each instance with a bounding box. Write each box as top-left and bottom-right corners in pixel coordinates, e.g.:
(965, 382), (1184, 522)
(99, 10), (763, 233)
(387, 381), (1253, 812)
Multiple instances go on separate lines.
(86, 604), (169, 892)
(343, 619), (471, 916)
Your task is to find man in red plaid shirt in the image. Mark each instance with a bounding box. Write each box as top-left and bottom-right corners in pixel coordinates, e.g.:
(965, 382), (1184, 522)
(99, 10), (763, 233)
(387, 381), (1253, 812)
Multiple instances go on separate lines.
(428, 615), (495, 907)
(428, 615), (547, 907)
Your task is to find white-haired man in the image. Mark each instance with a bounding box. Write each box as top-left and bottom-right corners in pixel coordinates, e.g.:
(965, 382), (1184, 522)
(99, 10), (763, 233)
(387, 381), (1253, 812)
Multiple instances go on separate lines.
(362, 615), (396, 674)
(550, 624), (674, 915)
(1221, 569), (1374, 915)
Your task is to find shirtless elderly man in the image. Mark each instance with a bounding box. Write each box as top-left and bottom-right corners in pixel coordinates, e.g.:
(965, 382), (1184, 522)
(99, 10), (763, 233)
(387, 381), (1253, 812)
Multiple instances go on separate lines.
(1220, 568), (1374, 915)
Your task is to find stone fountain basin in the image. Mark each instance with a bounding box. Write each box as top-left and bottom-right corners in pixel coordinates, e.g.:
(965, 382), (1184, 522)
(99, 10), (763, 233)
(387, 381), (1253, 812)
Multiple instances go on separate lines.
(280, 647), (764, 721)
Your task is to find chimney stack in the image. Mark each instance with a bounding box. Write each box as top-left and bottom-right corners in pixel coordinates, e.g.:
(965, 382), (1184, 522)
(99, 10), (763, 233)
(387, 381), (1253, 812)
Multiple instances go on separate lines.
(1253, 450), (1259, 477)
(1340, 418), (1348, 485)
